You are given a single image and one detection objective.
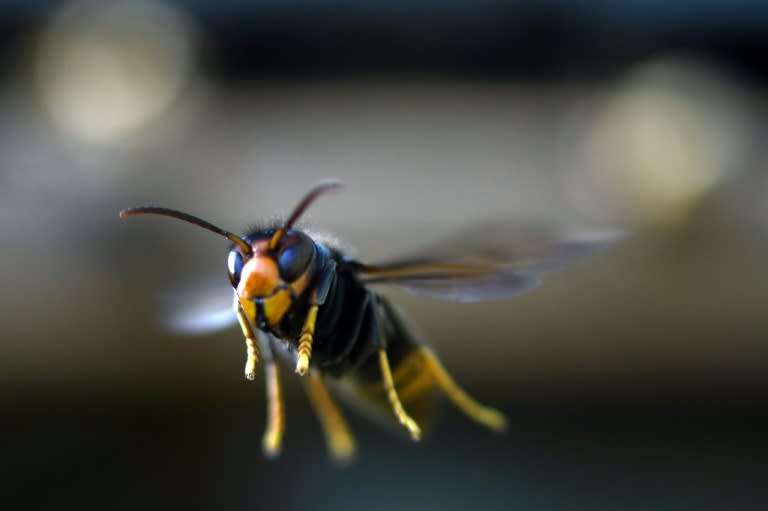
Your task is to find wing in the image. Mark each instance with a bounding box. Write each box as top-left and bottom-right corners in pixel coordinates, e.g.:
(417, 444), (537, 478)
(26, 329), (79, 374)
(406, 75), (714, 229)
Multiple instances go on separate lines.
(158, 277), (238, 335)
(355, 226), (625, 303)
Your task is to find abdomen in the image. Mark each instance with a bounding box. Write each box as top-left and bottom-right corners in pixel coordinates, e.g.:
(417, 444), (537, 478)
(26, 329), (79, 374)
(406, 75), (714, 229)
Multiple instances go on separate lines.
(329, 295), (444, 434)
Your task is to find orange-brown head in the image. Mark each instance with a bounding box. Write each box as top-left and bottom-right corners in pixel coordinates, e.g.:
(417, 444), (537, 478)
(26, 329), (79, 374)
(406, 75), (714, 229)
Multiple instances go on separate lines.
(228, 231), (316, 329)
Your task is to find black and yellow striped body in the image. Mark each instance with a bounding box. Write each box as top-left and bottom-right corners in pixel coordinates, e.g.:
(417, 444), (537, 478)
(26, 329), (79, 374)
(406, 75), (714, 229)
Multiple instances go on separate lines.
(260, 238), (442, 430)
(121, 181), (510, 460)
(337, 297), (443, 433)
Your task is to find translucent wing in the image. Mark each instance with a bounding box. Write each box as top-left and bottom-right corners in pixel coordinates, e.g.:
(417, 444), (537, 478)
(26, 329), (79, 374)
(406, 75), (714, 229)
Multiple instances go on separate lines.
(356, 225), (624, 303)
(158, 277), (237, 335)
(391, 271), (540, 303)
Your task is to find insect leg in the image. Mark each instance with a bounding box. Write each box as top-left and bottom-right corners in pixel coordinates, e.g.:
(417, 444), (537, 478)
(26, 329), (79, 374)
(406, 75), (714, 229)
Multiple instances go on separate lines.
(295, 261), (337, 375)
(302, 373), (356, 463)
(259, 334), (285, 458)
(419, 347), (508, 433)
(378, 348), (422, 441)
(235, 297), (260, 380)
(295, 304), (317, 375)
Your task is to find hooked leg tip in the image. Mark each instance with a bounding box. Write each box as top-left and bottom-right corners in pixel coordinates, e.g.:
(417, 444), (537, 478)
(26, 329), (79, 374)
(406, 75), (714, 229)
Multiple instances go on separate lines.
(295, 354), (309, 375)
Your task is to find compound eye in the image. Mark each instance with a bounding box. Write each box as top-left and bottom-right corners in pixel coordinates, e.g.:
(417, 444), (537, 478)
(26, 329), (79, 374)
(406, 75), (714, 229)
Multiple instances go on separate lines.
(227, 249), (244, 287)
(277, 233), (314, 282)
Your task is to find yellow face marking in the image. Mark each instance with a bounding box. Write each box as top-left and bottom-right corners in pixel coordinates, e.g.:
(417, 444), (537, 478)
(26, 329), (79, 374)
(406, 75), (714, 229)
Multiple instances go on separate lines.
(234, 243), (316, 330)
(262, 289), (293, 328)
(238, 297), (257, 325)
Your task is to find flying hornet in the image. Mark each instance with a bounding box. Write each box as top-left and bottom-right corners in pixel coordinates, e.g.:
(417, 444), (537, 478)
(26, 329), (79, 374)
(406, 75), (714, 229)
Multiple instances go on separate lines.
(121, 181), (620, 462)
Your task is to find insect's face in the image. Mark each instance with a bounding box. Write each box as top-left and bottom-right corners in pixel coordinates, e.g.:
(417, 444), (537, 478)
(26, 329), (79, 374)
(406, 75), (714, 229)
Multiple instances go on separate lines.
(229, 230), (315, 329)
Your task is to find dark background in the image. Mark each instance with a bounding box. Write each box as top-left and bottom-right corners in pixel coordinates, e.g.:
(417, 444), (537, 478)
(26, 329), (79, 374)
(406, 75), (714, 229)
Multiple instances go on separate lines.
(2, 1), (768, 509)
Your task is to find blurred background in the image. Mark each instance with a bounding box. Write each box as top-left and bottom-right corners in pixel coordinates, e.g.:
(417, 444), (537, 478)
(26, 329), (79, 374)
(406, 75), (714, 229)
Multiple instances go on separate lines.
(2, 0), (768, 509)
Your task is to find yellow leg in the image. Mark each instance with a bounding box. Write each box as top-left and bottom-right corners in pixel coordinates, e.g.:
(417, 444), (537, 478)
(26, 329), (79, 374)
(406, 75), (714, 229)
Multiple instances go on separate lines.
(303, 373), (356, 463)
(261, 356), (285, 458)
(378, 348), (422, 441)
(236, 302), (259, 380)
(419, 347), (508, 433)
(295, 304), (318, 375)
